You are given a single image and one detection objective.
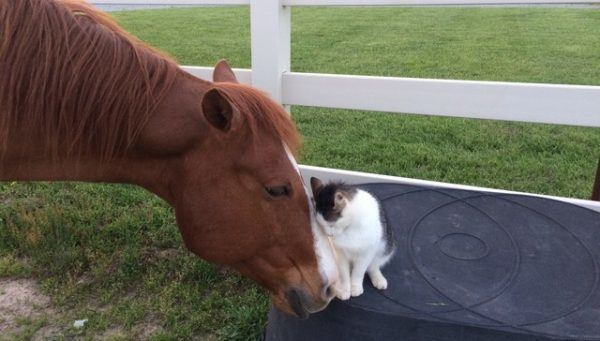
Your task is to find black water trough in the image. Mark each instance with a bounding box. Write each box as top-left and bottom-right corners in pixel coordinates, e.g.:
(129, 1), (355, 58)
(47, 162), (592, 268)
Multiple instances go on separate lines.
(266, 183), (600, 341)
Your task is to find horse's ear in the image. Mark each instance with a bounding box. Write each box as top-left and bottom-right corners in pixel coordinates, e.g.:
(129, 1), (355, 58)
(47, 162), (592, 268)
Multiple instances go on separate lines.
(201, 88), (239, 132)
(213, 59), (238, 83)
(310, 177), (324, 196)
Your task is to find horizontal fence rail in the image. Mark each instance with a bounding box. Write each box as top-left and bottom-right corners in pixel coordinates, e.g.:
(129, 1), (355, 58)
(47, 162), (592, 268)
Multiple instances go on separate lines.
(183, 66), (253, 84)
(183, 67), (600, 128)
(286, 0), (600, 5)
(91, 0), (249, 5)
(92, 0), (600, 5)
(283, 72), (600, 127)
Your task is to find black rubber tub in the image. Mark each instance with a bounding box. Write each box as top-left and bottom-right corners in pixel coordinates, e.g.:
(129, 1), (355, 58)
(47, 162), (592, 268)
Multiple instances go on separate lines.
(266, 183), (600, 341)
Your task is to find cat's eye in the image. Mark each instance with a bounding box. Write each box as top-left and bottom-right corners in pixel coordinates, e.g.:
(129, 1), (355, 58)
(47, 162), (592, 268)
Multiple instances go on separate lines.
(265, 185), (290, 198)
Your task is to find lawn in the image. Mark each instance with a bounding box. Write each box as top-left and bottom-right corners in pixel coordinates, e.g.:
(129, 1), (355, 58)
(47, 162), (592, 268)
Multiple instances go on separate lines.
(1, 5), (599, 340)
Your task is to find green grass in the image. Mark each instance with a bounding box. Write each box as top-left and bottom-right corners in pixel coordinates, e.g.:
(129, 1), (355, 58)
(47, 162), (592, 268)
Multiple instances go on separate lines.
(1, 6), (600, 340)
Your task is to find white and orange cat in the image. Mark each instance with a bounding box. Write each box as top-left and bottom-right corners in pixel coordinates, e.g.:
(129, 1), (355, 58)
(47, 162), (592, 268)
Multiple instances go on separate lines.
(310, 177), (395, 300)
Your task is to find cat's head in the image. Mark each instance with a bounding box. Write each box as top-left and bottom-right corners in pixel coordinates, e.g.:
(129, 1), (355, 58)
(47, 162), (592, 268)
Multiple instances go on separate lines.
(310, 177), (357, 234)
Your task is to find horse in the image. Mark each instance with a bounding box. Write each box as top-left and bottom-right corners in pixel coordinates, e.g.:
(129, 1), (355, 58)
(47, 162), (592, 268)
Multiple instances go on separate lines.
(0, 0), (337, 318)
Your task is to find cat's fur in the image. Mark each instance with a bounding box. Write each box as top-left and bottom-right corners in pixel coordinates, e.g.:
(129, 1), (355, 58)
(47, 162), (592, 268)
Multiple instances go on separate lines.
(310, 177), (395, 300)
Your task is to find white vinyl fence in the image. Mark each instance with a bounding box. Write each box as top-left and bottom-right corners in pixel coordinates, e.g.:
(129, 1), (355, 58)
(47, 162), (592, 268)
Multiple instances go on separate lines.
(94, 0), (600, 211)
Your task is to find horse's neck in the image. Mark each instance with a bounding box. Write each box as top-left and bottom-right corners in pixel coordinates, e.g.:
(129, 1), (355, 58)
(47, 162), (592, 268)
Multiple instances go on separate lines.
(0, 72), (210, 205)
(0, 148), (174, 201)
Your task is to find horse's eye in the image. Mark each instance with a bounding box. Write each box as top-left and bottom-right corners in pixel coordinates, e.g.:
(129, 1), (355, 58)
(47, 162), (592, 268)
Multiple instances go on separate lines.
(265, 185), (290, 197)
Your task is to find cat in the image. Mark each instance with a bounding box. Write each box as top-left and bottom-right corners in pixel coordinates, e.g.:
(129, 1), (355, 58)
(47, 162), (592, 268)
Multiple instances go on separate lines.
(310, 177), (395, 300)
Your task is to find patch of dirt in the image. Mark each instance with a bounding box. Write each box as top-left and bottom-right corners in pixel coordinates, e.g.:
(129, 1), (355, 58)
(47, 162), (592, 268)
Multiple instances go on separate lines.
(97, 327), (127, 340)
(31, 325), (63, 341)
(0, 278), (54, 335)
(0, 278), (190, 339)
(132, 322), (165, 339)
(93, 321), (165, 339)
(156, 248), (185, 259)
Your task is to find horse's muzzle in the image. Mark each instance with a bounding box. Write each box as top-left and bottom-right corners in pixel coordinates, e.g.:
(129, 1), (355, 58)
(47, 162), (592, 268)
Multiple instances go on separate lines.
(285, 285), (334, 319)
(286, 289), (310, 319)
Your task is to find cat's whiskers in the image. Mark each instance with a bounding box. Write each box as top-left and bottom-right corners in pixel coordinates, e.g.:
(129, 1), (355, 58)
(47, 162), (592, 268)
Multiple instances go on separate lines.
(327, 236), (339, 262)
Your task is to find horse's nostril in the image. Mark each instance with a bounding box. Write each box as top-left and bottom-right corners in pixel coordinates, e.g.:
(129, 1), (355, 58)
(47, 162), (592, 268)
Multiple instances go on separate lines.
(286, 289), (309, 319)
(322, 284), (335, 301)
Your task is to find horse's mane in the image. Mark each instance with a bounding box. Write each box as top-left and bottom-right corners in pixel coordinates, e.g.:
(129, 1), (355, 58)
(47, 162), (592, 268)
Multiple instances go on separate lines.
(0, 0), (179, 159)
(216, 83), (301, 156)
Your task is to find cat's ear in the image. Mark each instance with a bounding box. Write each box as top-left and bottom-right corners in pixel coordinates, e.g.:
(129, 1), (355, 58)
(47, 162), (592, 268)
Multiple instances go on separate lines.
(334, 191), (346, 208)
(310, 177), (323, 196)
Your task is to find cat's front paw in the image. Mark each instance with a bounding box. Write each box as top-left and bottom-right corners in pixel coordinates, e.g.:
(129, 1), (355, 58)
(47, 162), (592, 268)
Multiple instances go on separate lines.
(371, 276), (388, 290)
(333, 283), (351, 300)
(350, 284), (363, 297)
(336, 289), (351, 300)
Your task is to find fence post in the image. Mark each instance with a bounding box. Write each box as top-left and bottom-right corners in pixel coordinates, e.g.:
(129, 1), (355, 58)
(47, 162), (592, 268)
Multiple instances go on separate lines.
(250, 0), (291, 106)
